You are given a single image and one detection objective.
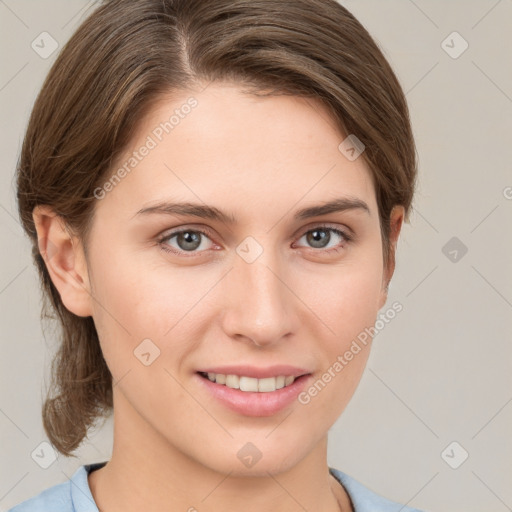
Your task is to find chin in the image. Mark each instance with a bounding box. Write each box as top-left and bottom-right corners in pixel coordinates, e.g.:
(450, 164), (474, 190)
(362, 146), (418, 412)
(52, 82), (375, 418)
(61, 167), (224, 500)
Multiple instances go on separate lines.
(194, 436), (312, 478)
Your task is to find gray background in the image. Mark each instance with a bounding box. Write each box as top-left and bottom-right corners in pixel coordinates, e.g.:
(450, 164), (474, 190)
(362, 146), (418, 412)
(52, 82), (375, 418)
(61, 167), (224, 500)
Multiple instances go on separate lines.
(1, 1), (511, 511)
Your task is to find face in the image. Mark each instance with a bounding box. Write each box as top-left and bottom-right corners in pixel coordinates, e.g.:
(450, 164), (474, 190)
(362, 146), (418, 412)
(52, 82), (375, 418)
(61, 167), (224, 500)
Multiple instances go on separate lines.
(50, 82), (402, 476)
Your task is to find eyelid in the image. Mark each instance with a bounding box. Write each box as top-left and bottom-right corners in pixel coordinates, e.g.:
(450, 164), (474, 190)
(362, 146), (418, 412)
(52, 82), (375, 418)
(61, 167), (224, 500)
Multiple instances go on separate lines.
(157, 225), (219, 254)
(157, 222), (353, 256)
(160, 221), (353, 241)
(160, 224), (216, 240)
(294, 221), (354, 240)
(292, 224), (353, 252)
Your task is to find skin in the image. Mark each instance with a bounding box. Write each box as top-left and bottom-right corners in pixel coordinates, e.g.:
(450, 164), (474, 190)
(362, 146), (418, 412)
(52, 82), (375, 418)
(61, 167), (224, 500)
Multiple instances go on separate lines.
(33, 82), (403, 512)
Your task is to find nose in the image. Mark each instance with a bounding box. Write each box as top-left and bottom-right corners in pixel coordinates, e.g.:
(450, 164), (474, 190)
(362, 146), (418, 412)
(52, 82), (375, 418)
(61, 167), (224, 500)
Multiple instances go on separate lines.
(220, 245), (297, 347)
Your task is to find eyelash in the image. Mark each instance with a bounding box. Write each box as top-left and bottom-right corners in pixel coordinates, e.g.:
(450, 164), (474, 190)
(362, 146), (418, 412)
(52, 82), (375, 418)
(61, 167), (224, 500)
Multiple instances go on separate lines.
(157, 224), (353, 257)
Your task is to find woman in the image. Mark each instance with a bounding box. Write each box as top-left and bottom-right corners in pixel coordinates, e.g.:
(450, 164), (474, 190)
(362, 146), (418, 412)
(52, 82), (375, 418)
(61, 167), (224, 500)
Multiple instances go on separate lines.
(10, 0), (423, 510)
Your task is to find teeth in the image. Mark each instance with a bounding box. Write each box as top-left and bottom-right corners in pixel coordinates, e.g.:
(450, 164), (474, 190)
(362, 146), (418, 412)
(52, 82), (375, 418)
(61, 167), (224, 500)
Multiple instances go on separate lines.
(285, 375), (294, 386)
(203, 373), (297, 392)
(240, 376), (258, 392)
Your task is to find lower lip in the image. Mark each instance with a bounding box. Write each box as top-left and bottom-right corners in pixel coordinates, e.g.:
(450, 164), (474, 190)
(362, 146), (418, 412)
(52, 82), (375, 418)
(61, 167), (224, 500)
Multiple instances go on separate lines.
(195, 373), (312, 417)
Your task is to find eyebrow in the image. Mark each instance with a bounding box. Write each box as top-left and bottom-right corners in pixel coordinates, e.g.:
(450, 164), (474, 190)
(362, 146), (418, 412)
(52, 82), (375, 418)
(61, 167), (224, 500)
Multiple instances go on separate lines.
(133, 196), (370, 223)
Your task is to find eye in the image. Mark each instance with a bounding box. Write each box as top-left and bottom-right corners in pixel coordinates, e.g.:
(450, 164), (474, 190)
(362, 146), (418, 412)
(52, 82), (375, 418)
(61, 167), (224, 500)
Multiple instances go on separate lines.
(294, 225), (352, 253)
(158, 227), (217, 256)
(157, 224), (353, 258)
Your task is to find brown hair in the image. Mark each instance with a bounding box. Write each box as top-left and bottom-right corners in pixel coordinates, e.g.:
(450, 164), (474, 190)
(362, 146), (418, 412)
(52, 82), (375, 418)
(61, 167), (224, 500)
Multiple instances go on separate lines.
(16, 0), (417, 456)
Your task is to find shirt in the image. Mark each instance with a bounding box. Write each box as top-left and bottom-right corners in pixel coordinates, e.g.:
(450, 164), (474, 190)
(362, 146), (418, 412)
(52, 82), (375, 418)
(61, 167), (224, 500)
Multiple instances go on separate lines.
(8, 461), (425, 511)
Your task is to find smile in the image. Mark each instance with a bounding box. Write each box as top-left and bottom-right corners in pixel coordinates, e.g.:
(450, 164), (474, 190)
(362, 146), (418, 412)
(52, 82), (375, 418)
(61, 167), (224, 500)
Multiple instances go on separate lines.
(199, 372), (297, 392)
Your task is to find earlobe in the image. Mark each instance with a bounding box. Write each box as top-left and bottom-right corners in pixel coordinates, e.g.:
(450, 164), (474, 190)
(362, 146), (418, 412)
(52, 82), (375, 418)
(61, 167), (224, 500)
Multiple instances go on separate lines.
(32, 205), (93, 318)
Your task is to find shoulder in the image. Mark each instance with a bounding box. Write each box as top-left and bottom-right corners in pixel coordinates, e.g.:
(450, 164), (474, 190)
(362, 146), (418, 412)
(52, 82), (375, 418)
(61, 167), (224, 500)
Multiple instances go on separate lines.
(7, 462), (105, 512)
(329, 467), (426, 512)
(7, 480), (71, 512)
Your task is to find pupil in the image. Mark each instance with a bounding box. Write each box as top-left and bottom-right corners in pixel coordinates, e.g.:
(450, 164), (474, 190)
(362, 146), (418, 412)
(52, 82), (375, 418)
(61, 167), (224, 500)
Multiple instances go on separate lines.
(308, 229), (330, 248)
(178, 231), (201, 251)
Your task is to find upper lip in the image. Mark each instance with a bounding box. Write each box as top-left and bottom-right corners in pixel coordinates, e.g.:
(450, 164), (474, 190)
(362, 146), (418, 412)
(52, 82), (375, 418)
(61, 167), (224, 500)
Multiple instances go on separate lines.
(197, 365), (311, 379)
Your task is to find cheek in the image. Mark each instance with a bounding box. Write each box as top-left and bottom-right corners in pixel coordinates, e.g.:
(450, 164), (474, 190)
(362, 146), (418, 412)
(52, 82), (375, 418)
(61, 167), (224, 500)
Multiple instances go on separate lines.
(295, 250), (383, 405)
(296, 251), (384, 343)
(88, 251), (213, 372)
(333, 270), (383, 337)
(296, 268), (380, 427)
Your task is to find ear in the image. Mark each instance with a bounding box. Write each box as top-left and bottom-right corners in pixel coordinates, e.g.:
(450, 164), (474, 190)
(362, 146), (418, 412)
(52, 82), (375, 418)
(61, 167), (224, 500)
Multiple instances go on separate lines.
(378, 205), (404, 309)
(32, 205), (93, 317)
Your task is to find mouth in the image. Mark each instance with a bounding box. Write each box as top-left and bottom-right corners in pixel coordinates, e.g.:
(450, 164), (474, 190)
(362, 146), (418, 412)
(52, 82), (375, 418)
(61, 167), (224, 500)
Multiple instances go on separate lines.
(195, 370), (313, 416)
(197, 371), (302, 393)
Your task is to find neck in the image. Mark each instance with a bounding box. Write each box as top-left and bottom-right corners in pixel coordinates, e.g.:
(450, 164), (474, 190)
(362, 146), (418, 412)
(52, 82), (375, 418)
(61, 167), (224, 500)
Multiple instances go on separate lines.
(88, 389), (352, 512)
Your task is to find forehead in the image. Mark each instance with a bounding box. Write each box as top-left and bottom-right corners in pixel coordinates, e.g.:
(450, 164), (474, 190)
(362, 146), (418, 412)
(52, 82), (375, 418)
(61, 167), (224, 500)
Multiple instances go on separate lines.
(95, 82), (377, 223)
